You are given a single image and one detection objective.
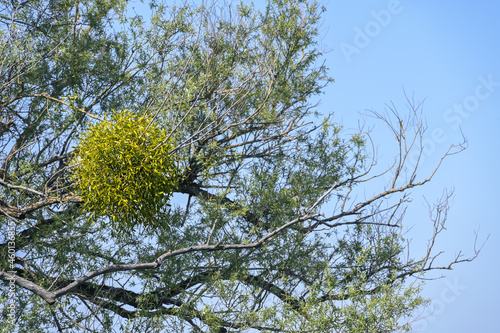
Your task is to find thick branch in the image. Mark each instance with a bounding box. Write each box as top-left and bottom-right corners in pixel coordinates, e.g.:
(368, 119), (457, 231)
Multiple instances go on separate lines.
(1, 211), (319, 304)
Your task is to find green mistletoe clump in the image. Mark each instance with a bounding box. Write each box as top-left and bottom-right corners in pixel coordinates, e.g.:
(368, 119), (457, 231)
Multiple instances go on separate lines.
(71, 110), (178, 229)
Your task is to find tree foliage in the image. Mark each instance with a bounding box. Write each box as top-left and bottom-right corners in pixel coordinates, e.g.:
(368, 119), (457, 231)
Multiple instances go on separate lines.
(0, 0), (475, 332)
(70, 109), (178, 229)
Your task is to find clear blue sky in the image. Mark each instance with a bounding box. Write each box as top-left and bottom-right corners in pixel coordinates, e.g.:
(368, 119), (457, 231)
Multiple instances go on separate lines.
(315, 0), (499, 331)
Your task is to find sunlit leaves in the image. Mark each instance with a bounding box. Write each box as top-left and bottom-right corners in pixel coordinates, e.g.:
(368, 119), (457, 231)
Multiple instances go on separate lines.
(70, 109), (178, 229)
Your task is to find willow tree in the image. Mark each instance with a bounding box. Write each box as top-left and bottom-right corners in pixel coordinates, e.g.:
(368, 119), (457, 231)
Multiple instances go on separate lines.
(0, 0), (475, 332)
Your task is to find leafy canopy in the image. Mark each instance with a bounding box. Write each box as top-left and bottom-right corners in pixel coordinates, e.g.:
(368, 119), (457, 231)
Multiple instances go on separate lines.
(0, 0), (474, 332)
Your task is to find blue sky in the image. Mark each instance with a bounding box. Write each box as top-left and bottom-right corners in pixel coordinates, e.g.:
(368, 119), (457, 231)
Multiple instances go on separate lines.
(315, 0), (499, 331)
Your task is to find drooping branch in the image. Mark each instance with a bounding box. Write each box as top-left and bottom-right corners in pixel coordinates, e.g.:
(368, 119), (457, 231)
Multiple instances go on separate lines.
(0, 271), (58, 304)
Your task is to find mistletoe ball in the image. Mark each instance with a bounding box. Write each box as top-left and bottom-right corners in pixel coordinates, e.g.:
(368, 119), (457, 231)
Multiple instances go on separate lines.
(71, 110), (178, 229)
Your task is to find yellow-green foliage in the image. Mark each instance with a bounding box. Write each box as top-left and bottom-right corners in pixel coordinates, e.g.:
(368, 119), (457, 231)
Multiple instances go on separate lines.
(71, 109), (178, 229)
